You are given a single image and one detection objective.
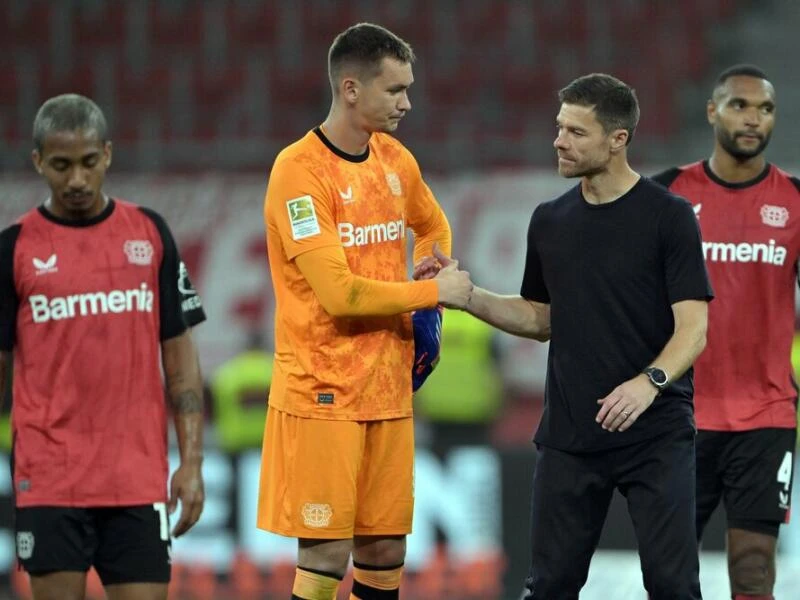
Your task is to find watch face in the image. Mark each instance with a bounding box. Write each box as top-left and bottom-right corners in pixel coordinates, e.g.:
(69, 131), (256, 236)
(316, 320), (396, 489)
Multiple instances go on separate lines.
(651, 368), (668, 386)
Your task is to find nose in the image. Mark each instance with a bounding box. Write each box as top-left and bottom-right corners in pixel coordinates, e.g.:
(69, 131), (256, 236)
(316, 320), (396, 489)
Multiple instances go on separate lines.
(743, 106), (761, 128)
(67, 166), (88, 190)
(553, 132), (567, 150)
(398, 91), (411, 112)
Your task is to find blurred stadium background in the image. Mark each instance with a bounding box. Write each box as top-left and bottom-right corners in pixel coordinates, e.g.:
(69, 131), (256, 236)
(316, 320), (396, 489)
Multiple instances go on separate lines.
(1, 1), (800, 598)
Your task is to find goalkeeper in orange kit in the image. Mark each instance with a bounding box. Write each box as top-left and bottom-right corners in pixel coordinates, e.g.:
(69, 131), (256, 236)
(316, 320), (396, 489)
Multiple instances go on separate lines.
(257, 22), (472, 600)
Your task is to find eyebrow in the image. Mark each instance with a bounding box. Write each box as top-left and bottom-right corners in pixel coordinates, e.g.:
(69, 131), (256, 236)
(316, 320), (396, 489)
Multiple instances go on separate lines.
(728, 96), (775, 108)
(47, 151), (101, 163)
(556, 120), (587, 132)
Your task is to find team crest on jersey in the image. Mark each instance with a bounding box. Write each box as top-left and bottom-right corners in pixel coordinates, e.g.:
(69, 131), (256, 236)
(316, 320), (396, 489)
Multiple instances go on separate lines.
(301, 503), (333, 528)
(32, 254), (58, 275)
(760, 204), (789, 228)
(386, 173), (402, 196)
(16, 532), (34, 560)
(124, 240), (154, 265)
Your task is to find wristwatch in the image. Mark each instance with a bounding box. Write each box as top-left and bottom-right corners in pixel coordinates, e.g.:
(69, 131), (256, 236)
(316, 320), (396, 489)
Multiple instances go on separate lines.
(642, 366), (669, 393)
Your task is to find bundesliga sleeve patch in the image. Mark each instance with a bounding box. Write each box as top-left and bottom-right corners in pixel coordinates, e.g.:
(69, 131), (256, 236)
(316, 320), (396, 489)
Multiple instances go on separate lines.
(286, 196), (321, 240)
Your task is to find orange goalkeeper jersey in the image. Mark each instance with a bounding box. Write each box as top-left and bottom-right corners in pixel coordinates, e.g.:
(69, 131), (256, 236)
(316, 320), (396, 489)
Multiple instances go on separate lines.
(264, 127), (451, 420)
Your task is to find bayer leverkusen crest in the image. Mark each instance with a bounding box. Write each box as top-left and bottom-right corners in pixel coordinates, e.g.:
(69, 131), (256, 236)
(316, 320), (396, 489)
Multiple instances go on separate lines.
(760, 204), (789, 228)
(124, 240), (155, 265)
(386, 172), (402, 196)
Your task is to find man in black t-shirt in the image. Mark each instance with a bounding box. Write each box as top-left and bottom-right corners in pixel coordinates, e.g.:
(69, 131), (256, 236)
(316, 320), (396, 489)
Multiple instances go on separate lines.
(423, 74), (714, 599)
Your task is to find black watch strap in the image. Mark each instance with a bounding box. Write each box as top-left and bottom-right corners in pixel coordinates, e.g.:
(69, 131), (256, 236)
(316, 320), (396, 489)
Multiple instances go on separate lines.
(642, 366), (669, 392)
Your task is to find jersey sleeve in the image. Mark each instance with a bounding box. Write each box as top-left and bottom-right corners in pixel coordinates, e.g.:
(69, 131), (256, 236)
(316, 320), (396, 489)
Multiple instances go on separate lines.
(265, 156), (341, 261)
(295, 245), (438, 317)
(520, 206), (550, 303)
(789, 177), (800, 288)
(660, 198), (715, 304)
(403, 150), (452, 260)
(139, 208), (207, 340)
(0, 224), (21, 351)
(650, 167), (682, 188)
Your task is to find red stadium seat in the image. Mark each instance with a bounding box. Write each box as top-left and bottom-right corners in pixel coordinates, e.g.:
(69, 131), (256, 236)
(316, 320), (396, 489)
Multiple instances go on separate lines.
(0, 0), (751, 169)
(39, 63), (96, 102)
(227, 1), (279, 46)
(1, 2), (51, 48)
(149, 2), (204, 48)
(73, 3), (125, 47)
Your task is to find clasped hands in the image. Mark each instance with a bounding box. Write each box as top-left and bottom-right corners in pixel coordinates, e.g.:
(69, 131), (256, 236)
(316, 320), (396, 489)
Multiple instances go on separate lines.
(413, 243), (473, 309)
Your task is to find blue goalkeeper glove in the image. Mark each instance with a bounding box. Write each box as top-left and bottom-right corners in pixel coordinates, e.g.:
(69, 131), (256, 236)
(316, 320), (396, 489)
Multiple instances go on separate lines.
(412, 306), (443, 392)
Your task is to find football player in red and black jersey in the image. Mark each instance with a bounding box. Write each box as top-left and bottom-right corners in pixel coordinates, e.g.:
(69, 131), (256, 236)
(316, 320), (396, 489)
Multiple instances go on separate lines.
(653, 65), (799, 600)
(0, 94), (207, 600)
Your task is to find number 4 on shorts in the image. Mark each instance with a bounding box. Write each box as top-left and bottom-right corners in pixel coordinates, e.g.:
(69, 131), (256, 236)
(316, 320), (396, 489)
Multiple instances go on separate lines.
(777, 451), (793, 492)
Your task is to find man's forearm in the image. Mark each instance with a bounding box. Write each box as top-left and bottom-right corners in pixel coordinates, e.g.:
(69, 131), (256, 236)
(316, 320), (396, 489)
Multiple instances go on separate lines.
(648, 322), (707, 382)
(412, 207), (452, 262)
(163, 333), (205, 465)
(466, 287), (551, 341)
(296, 246), (439, 317)
(170, 390), (204, 465)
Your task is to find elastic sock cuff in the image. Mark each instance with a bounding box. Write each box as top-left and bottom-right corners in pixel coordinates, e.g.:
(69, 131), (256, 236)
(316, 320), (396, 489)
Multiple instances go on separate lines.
(297, 565), (344, 580)
(352, 561), (404, 571)
(293, 566), (342, 600)
(352, 563), (404, 591)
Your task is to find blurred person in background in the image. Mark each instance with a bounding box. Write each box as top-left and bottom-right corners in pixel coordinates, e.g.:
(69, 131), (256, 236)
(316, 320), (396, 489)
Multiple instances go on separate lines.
(256, 22), (472, 600)
(653, 64), (800, 600)
(414, 308), (504, 457)
(0, 94), (207, 600)
(210, 328), (273, 453)
(422, 73), (713, 599)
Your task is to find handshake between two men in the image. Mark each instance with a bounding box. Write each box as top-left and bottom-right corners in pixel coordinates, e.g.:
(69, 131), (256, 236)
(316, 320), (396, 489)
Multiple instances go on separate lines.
(414, 243), (474, 309)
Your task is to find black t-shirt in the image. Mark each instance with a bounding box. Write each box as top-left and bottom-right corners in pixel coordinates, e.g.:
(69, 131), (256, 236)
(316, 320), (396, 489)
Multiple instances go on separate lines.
(521, 177), (714, 452)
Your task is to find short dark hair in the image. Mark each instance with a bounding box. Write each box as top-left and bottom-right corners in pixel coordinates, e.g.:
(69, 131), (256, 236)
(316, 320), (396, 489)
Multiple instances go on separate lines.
(558, 73), (640, 145)
(712, 64), (772, 102)
(33, 94), (108, 151)
(716, 64), (769, 87)
(328, 23), (415, 88)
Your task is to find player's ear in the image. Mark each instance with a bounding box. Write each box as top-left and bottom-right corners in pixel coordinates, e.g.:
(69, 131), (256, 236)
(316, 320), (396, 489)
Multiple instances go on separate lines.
(706, 99), (717, 125)
(31, 149), (43, 175)
(103, 141), (113, 169)
(342, 77), (359, 105)
(610, 128), (628, 152)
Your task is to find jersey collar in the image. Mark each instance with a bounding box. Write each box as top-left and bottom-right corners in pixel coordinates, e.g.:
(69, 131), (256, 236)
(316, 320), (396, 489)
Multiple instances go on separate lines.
(702, 160), (771, 189)
(38, 197), (116, 227)
(313, 127), (370, 163)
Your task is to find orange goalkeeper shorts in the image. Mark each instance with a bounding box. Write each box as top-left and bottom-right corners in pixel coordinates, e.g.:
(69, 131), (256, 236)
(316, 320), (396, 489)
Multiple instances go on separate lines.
(257, 407), (415, 539)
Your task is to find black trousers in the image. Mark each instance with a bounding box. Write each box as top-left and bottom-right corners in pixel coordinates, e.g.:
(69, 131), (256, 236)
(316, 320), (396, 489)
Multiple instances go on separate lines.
(522, 427), (702, 600)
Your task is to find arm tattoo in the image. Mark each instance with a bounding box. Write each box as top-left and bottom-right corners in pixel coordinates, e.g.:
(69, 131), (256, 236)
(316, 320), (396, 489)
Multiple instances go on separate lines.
(171, 390), (203, 414)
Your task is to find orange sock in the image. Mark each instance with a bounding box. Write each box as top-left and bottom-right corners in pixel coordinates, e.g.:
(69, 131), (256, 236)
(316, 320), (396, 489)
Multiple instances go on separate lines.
(349, 562), (404, 599)
(291, 566), (342, 600)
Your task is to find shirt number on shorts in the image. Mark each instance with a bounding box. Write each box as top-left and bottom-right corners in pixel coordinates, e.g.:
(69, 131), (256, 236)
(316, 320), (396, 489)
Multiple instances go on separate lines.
(153, 502), (170, 541)
(777, 451), (793, 491)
